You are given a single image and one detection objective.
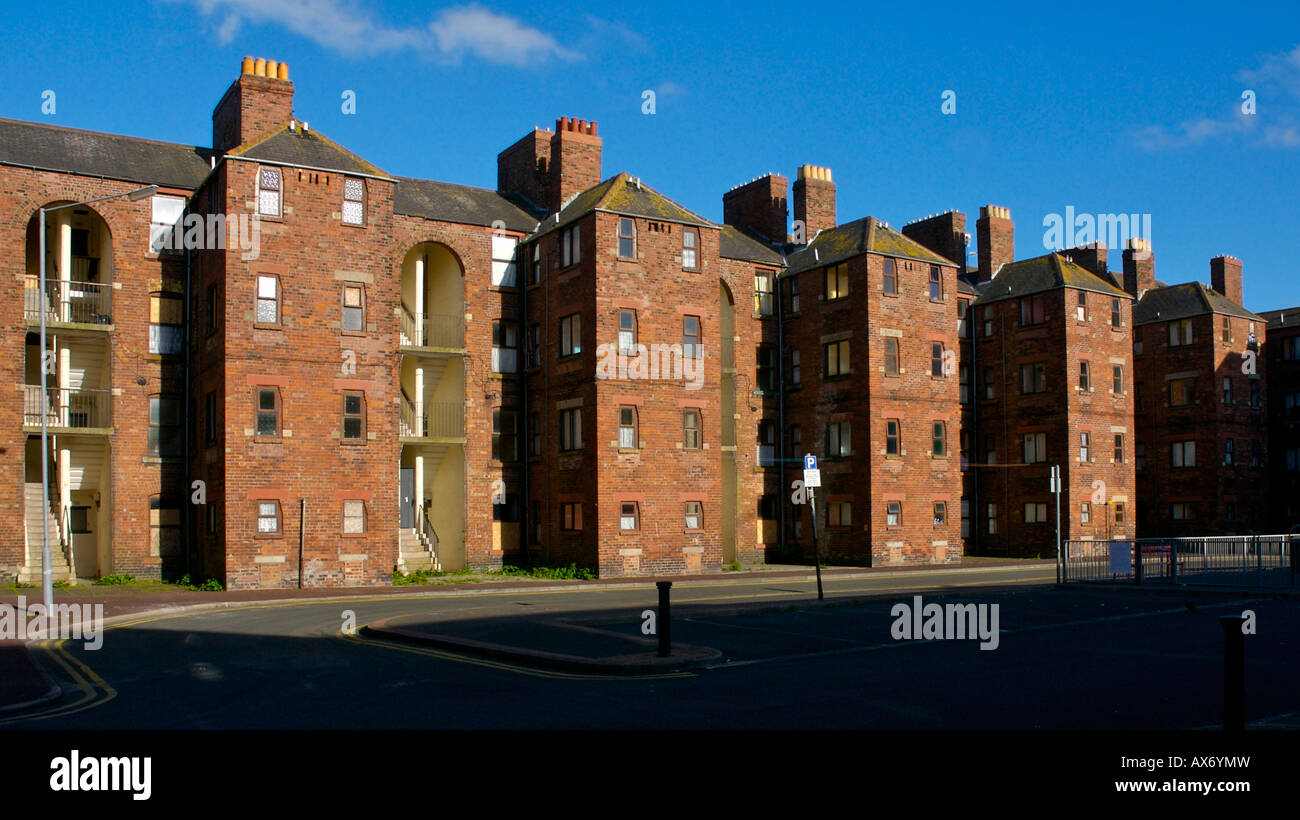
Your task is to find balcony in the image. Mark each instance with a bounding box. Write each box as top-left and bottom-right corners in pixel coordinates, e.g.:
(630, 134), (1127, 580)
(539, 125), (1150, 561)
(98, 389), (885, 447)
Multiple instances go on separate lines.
(23, 386), (112, 432)
(398, 398), (465, 441)
(399, 307), (465, 352)
(25, 274), (112, 327)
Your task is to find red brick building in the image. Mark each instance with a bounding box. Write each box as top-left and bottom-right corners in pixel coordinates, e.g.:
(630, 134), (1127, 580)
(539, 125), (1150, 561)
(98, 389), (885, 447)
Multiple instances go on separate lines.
(1261, 305), (1300, 531)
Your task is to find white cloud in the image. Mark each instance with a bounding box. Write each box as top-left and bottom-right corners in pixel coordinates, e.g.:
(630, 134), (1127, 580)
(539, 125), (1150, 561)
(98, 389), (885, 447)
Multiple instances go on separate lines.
(428, 5), (579, 66)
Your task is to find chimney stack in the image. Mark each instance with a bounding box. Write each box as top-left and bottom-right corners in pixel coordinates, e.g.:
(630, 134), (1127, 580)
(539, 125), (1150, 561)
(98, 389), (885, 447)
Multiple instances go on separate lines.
(976, 205), (1014, 283)
(793, 165), (835, 243)
(723, 174), (789, 245)
(213, 56), (294, 154)
(902, 210), (968, 268)
(1122, 238), (1154, 299)
(1210, 255), (1244, 306)
(1061, 241), (1108, 279)
(549, 117), (602, 214)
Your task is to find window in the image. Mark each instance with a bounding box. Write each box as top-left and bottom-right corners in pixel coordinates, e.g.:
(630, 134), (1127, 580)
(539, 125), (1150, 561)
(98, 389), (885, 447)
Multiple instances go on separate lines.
(1171, 440), (1196, 467)
(149, 293), (183, 354)
(1024, 503), (1048, 523)
(1023, 432), (1047, 464)
(831, 501), (853, 527)
(529, 412), (541, 457)
(149, 397), (181, 457)
(559, 407), (583, 451)
(1114, 502), (1125, 524)
(1171, 502), (1196, 521)
(493, 320), (519, 372)
(985, 434), (997, 465)
(957, 300), (969, 338)
(789, 348), (801, 385)
(758, 420), (776, 465)
(342, 392), (365, 442)
(529, 243), (542, 285)
(1226, 501), (1236, 522)
(1284, 338), (1300, 361)
(932, 421), (946, 456)
(561, 225), (581, 268)
(1221, 316), (1232, 343)
(885, 502), (900, 527)
(1111, 298), (1122, 328)
(148, 496), (181, 557)
(960, 429), (971, 468)
(205, 283), (220, 333)
(959, 365), (969, 403)
(618, 310), (637, 352)
(1114, 434), (1124, 463)
(759, 495), (778, 520)
(883, 258), (897, 295)
(1224, 438), (1234, 466)
(620, 501), (639, 530)
(257, 500), (281, 534)
(491, 235), (518, 287)
(1076, 291), (1087, 321)
(256, 388), (280, 437)
(933, 502), (946, 527)
(961, 499), (971, 538)
(256, 275), (279, 324)
(1020, 294), (1047, 326)
(342, 284), (364, 332)
(1223, 377), (1234, 404)
(884, 338), (900, 376)
(929, 266), (942, 300)
(983, 367), (996, 399)
(1112, 365), (1124, 394)
(684, 502), (702, 530)
(757, 345), (777, 391)
(1078, 361), (1090, 390)
(1081, 502), (1091, 524)
(258, 167), (281, 217)
(827, 420), (851, 457)
(886, 419), (901, 456)
(1020, 363), (1047, 394)
(1169, 377), (1195, 407)
(1249, 380), (1260, 408)
(204, 391), (217, 445)
(561, 502), (583, 531)
(492, 409), (517, 461)
(149, 194), (185, 253)
(986, 503), (997, 534)
(683, 315), (701, 359)
(788, 277), (800, 313)
(1137, 442), (1146, 470)
(1168, 318), (1193, 347)
(618, 218), (636, 258)
(825, 339), (850, 377)
(529, 323), (542, 367)
(1079, 432), (1091, 462)
(682, 230), (698, 270)
(619, 406), (638, 449)
(342, 499), (365, 533)
(1135, 383), (1144, 413)
(342, 177), (365, 226)
(790, 424), (801, 454)
(931, 343), (946, 377)
(824, 263), (849, 300)
(982, 306), (994, 337)
(754, 272), (773, 315)
(683, 410), (701, 449)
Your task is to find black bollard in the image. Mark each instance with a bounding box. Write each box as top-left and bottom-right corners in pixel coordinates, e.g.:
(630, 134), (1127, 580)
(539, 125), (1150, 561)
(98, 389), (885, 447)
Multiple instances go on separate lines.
(1219, 615), (1246, 731)
(656, 581), (672, 657)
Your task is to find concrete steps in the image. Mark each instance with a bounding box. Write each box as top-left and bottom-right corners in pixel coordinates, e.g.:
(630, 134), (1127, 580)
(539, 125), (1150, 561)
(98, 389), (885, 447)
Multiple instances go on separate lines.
(21, 482), (72, 583)
(398, 529), (441, 572)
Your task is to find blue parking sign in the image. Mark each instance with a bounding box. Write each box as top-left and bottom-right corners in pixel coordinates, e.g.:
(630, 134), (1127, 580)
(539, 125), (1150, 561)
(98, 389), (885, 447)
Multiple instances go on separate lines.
(804, 454), (817, 470)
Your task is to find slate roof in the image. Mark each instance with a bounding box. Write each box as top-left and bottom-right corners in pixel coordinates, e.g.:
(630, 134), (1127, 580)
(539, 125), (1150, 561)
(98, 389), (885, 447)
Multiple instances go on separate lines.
(972, 253), (1131, 306)
(395, 178), (537, 232)
(228, 125), (391, 178)
(720, 225), (785, 266)
(783, 216), (953, 276)
(530, 172), (714, 240)
(1258, 306), (1300, 331)
(0, 117), (213, 190)
(1133, 282), (1261, 325)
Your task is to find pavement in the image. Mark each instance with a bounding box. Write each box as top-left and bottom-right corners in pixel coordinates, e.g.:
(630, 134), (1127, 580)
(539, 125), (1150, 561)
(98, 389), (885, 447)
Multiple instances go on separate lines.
(32, 556), (1288, 708)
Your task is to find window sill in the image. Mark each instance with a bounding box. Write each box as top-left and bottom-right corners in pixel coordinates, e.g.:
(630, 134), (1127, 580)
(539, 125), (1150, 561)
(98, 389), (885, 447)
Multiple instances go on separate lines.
(254, 533), (284, 540)
(253, 323), (282, 331)
(340, 440), (367, 446)
(618, 529), (639, 536)
(341, 532), (367, 539)
(683, 528), (704, 534)
(253, 436), (283, 443)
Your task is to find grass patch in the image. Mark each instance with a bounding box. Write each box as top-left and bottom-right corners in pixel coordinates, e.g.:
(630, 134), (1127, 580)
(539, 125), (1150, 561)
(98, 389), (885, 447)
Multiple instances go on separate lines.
(93, 573), (136, 586)
(174, 574), (224, 592)
(724, 560), (742, 572)
(487, 563), (595, 580)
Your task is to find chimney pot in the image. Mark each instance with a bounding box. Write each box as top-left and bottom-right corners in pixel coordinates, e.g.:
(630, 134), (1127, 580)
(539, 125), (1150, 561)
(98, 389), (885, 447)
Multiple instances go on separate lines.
(242, 56), (255, 75)
(254, 58), (267, 77)
(278, 62), (290, 81)
(266, 60), (278, 79)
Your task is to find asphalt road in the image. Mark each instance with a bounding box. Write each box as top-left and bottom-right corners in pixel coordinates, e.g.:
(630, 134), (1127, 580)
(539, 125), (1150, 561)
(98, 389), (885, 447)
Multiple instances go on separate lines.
(4, 564), (1297, 730)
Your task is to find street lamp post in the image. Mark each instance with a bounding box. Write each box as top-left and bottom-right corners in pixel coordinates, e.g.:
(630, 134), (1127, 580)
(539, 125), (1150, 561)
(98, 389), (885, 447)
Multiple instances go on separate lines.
(37, 185), (157, 631)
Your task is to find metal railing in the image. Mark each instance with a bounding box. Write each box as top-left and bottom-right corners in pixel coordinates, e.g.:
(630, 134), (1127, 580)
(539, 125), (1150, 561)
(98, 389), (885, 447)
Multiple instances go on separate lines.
(24, 385), (112, 429)
(399, 306), (464, 349)
(25, 275), (112, 325)
(416, 502), (439, 550)
(398, 398), (465, 439)
(1063, 534), (1296, 586)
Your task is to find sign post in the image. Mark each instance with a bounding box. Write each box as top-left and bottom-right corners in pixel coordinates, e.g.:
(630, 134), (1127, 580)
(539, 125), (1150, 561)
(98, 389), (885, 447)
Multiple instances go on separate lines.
(1050, 465), (1062, 584)
(803, 454), (824, 600)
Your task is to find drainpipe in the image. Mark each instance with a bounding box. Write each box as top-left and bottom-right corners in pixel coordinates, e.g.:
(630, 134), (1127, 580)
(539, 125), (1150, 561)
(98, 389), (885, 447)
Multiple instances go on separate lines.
(970, 298), (980, 556)
(776, 270), (787, 556)
(519, 236), (533, 568)
(183, 202), (193, 580)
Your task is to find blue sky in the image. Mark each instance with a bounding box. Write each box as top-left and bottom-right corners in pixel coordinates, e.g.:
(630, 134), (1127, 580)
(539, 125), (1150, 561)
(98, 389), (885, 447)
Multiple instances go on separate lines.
(3, 0), (1297, 311)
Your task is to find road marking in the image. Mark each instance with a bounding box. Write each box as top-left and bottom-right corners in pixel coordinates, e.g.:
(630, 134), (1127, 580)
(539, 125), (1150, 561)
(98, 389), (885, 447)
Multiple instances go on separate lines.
(0, 640), (116, 726)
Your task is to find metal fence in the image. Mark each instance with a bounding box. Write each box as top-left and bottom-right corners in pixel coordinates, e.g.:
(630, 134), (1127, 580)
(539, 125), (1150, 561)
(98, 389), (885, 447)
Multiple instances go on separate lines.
(1063, 534), (1297, 587)
(25, 275), (113, 325)
(23, 385), (113, 429)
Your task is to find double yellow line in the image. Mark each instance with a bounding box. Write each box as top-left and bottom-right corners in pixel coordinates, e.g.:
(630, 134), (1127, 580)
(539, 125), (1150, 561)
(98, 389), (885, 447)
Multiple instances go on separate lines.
(0, 639), (116, 725)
